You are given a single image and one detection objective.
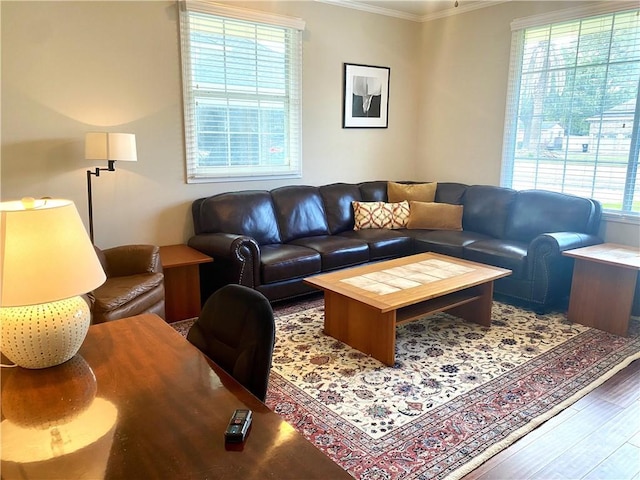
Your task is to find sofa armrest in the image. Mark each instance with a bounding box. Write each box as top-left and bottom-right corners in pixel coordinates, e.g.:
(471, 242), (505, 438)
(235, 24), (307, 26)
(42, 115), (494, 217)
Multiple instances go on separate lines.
(527, 232), (603, 272)
(525, 232), (603, 307)
(101, 244), (162, 277)
(531, 232), (603, 253)
(188, 233), (260, 287)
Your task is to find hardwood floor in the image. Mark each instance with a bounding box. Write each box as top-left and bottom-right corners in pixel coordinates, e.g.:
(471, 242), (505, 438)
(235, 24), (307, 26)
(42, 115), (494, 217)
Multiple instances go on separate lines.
(462, 358), (640, 480)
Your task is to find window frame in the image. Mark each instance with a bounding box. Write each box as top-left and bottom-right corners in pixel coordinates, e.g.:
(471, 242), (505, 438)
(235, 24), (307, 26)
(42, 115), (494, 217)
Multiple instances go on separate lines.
(179, 0), (305, 183)
(500, 1), (640, 221)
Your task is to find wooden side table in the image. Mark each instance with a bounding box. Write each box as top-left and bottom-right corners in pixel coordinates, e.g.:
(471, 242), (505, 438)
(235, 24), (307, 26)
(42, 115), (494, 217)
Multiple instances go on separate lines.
(563, 243), (640, 336)
(159, 244), (213, 323)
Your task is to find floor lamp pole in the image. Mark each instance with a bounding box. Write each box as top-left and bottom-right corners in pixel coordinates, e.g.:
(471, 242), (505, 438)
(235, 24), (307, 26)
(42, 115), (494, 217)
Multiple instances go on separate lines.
(86, 160), (115, 244)
(86, 169), (95, 243)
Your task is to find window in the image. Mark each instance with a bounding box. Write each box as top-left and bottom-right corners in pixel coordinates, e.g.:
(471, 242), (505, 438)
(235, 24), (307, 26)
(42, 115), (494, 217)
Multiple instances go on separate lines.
(501, 3), (640, 217)
(179, 1), (304, 182)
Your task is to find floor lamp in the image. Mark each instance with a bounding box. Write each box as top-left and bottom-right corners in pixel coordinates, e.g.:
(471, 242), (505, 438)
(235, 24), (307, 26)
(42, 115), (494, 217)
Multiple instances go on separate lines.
(85, 132), (137, 243)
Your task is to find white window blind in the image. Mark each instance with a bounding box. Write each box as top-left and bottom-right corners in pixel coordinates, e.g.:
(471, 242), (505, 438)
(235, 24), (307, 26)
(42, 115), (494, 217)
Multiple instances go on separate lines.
(179, 1), (304, 183)
(501, 5), (640, 217)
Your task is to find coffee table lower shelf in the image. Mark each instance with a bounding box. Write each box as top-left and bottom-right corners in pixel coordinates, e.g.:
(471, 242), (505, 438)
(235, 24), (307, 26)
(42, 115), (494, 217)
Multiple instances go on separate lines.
(323, 282), (494, 366)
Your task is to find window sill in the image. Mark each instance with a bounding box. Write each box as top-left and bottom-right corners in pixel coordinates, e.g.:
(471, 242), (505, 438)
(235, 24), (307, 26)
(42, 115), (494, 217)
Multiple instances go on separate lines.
(602, 212), (640, 226)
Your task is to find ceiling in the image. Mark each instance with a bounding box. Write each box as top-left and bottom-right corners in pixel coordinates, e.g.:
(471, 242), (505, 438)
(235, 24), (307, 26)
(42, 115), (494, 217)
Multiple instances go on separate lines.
(318, 0), (509, 22)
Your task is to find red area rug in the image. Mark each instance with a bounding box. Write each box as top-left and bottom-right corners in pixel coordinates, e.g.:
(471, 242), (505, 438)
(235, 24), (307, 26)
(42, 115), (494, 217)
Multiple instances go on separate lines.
(262, 300), (640, 480)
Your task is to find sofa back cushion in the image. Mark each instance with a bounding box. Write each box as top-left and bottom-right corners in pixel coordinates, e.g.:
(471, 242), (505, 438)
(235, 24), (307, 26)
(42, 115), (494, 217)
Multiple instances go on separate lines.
(463, 185), (517, 239)
(435, 182), (468, 204)
(271, 186), (330, 242)
(505, 190), (601, 242)
(319, 183), (362, 233)
(195, 191), (281, 245)
(358, 181), (388, 201)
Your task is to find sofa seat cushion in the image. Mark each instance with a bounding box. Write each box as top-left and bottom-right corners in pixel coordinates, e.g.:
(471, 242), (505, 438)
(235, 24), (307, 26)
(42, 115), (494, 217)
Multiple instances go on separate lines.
(340, 229), (413, 260)
(410, 230), (492, 257)
(290, 235), (369, 270)
(92, 273), (164, 319)
(260, 244), (321, 284)
(463, 239), (528, 279)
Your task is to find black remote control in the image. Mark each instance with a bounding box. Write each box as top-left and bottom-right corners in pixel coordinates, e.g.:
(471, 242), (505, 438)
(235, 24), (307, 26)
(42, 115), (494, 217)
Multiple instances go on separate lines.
(224, 409), (252, 443)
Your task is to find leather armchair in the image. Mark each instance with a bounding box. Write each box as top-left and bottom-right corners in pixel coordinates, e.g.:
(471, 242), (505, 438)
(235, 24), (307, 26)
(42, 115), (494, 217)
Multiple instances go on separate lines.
(89, 244), (165, 324)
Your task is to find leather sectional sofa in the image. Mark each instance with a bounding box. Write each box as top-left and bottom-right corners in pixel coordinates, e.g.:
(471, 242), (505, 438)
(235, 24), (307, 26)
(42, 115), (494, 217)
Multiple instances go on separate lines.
(188, 181), (603, 312)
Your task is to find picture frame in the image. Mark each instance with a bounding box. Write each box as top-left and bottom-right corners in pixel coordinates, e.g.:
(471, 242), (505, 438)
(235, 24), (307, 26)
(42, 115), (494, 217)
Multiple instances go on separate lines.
(342, 63), (390, 128)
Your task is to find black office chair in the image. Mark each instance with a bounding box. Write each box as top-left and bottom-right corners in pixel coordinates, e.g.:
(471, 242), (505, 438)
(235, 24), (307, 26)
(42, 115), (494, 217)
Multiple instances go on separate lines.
(187, 284), (276, 401)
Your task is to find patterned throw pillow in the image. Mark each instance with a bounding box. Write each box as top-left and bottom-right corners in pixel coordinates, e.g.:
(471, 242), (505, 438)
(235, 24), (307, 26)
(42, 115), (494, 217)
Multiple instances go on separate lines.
(390, 200), (410, 228)
(353, 201), (410, 230)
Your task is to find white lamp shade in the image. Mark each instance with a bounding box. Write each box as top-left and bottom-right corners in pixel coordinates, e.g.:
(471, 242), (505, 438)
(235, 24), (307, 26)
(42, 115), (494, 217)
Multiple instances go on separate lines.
(85, 132), (137, 162)
(0, 198), (106, 307)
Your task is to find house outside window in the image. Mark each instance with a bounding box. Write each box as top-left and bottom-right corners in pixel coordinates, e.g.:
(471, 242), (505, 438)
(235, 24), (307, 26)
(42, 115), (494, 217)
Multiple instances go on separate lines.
(501, 3), (640, 218)
(179, 1), (305, 183)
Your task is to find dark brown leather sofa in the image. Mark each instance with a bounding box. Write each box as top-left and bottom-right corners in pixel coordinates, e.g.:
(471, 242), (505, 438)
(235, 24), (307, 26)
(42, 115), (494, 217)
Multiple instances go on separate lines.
(189, 181), (603, 312)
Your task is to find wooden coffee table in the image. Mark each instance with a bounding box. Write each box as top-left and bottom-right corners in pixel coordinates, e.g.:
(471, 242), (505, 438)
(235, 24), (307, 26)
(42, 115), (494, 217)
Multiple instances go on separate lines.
(304, 252), (511, 365)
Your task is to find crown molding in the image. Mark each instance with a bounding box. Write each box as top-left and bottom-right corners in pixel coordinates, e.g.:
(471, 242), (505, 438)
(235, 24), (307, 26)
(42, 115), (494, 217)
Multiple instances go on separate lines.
(315, 0), (510, 23)
(421, 1), (510, 22)
(315, 0), (422, 21)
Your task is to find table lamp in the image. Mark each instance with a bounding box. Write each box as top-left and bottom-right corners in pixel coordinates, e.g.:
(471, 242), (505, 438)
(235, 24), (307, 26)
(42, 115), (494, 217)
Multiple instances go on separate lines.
(0, 198), (107, 369)
(85, 132), (137, 242)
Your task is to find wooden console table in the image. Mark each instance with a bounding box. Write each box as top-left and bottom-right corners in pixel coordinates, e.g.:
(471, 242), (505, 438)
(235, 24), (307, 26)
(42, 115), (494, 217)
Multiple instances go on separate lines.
(159, 244), (213, 323)
(0, 314), (352, 479)
(563, 243), (640, 336)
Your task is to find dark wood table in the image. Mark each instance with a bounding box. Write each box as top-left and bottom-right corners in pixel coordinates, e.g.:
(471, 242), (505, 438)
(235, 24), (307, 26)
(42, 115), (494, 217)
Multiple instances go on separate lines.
(159, 244), (213, 322)
(0, 314), (352, 479)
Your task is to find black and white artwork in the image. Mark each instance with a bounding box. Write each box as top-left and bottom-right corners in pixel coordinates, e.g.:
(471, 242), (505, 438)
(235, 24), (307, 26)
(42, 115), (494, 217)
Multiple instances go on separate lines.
(343, 63), (390, 128)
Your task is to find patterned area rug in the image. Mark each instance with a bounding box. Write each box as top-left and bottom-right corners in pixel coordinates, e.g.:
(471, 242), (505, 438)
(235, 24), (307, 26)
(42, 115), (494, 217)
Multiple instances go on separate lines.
(172, 300), (640, 480)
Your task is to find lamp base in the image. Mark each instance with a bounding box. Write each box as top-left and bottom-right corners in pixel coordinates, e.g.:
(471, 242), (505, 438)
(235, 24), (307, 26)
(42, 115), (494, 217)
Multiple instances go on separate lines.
(0, 296), (91, 369)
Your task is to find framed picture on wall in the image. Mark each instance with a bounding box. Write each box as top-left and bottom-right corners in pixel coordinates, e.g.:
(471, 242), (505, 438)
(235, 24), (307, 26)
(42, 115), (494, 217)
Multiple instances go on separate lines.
(342, 63), (390, 128)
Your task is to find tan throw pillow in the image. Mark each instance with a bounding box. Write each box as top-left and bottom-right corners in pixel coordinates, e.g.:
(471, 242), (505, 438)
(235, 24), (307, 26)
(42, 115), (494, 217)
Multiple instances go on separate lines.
(352, 201), (410, 230)
(407, 201), (463, 230)
(387, 181), (437, 203)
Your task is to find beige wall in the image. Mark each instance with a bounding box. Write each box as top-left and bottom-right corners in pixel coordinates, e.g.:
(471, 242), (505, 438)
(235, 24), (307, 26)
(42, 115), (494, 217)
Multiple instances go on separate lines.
(0, 0), (420, 248)
(1, 1), (638, 248)
(417, 1), (639, 247)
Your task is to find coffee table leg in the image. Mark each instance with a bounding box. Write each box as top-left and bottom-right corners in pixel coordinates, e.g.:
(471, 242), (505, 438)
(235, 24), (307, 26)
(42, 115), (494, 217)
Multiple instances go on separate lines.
(324, 291), (397, 366)
(447, 282), (494, 327)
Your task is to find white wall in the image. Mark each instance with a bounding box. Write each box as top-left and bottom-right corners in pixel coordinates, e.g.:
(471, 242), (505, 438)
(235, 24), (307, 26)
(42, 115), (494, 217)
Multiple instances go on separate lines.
(0, 0), (420, 248)
(2, 1), (638, 248)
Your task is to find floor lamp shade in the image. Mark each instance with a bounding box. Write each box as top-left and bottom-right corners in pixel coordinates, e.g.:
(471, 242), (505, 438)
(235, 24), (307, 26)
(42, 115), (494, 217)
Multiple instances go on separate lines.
(85, 132), (137, 162)
(85, 132), (137, 242)
(0, 198), (107, 368)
